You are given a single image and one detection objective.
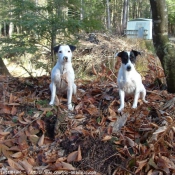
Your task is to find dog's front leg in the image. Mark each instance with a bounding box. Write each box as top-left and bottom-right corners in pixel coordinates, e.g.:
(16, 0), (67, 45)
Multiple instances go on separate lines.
(49, 82), (56, 106)
(73, 83), (77, 95)
(132, 90), (140, 109)
(67, 84), (73, 110)
(118, 89), (125, 112)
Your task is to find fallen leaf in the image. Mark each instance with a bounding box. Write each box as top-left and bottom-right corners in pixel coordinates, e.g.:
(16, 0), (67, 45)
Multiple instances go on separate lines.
(11, 152), (23, 158)
(85, 105), (99, 116)
(102, 93), (114, 101)
(32, 112), (41, 119)
(0, 144), (13, 158)
(28, 125), (40, 135)
(77, 145), (82, 161)
(161, 156), (175, 169)
(161, 97), (175, 110)
(74, 114), (86, 119)
(60, 162), (75, 170)
(148, 157), (158, 169)
(27, 157), (36, 166)
(23, 117), (32, 123)
(0, 105), (11, 114)
(38, 134), (45, 146)
(56, 157), (67, 163)
(92, 64), (97, 75)
(153, 126), (167, 135)
(135, 159), (148, 173)
(9, 93), (14, 104)
(11, 105), (17, 115)
(157, 156), (170, 174)
(108, 108), (116, 117)
(8, 158), (24, 170)
(33, 165), (50, 171)
(28, 135), (39, 145)
(0, 131), (10, 136)
(112, 113), (129, 133)
(125, 136), (137, 147)
(67, 151), (78, 162)
(102, 135), (112, 141)
(19, 159), (33, 173)
(8, 146), (20, 152)
(7, 103), (20, 106)
(36, 119), (46, 132)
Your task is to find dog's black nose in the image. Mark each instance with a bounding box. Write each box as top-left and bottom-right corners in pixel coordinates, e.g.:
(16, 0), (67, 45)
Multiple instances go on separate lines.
(63, 56), (68, 61)
(127, 66), (131, 71)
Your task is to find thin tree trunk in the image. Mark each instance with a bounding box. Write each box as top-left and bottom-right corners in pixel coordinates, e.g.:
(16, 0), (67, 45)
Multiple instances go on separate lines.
(150, 0), (175, 93)
(106, 0), (111, 30)
(138, 0), (142, 18)
(0, 24), (2, 37)
(0, 57), (10, 75)
(3, 22), (7, 36)
(80, 0), (84, 20)
(132, 1), (136, 19)
(122, 0), (129, 34)
(9, 22), (14, 38)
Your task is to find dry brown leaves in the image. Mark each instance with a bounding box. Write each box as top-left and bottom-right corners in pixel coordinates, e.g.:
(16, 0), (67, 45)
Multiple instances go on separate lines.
(0, 54), (175, 175)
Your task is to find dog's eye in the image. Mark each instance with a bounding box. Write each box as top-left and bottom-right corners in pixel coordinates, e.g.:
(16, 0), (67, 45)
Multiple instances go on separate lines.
(68, 50), (70, 53)
(130, 57), (136, 63)
(59, 51), (62, 53)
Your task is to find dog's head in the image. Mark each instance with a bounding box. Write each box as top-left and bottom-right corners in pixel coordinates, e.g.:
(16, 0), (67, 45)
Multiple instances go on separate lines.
(117, 50), (141, 71)
(53, 45), (76, 63)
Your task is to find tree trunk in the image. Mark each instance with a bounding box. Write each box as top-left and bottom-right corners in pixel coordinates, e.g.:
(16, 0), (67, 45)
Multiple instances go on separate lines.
(138, 0), (142, 18)
(0, 57), (11, 75)
(150, 0), (175, 93)
(9, 22), (14, 38)
(80, 0), (84, 20)
(106, 0), (111, 30)
(0, 24), (2, 37)
(122, 0), (129, 34)
(3, 22), (7, 36)
(132, 1), (136, 19)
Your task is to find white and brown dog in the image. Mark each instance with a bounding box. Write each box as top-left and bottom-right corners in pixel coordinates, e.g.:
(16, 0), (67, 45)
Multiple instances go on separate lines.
(49, 45), (76, 110)
(116, 50), (147, 112)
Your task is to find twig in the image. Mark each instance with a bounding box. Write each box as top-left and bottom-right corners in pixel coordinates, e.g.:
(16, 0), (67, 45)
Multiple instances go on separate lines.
(146, 90), (165, 98)
(19, 64), (33, 77)
(114, 163), (135, 175)
(101, 153), (119, 162)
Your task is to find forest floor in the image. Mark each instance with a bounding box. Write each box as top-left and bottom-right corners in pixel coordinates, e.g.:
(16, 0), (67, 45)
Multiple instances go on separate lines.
(1, 34), (175, 175)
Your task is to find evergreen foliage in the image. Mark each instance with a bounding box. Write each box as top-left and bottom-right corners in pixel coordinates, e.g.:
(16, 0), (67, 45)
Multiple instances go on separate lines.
(0, 0), (104, 58)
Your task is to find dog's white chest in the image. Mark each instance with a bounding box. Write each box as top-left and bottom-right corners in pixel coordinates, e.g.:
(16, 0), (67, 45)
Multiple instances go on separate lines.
(117, 67), (138, 94)
(118, 78), (136, 94)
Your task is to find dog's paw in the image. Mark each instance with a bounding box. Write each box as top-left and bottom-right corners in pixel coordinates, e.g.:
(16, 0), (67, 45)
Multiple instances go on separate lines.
(143, 100), (148, 103)
(132, 104), (137, 109)
(68, 104), (74, 111)
(118, 107), (124, 113)
(49, 102), (54, 106)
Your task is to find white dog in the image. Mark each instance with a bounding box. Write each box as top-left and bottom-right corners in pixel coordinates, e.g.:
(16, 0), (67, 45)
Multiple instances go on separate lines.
(116, 50), (147, 112)
(49, 45), (77, 110)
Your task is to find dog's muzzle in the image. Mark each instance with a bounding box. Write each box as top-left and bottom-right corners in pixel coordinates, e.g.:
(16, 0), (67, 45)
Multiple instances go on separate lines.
(126, 65), (131, 71)
(63, 56), (68, 62)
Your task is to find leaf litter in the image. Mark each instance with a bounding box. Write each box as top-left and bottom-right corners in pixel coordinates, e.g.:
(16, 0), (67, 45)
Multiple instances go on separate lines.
(1, 47), (175, 174)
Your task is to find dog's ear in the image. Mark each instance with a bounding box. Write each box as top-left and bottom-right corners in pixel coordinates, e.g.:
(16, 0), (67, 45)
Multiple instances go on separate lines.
(117, 51), (124, 58)
(69, 45), (76, 52)
(132, 50), (141, 57)
(53, 45), (60, 53)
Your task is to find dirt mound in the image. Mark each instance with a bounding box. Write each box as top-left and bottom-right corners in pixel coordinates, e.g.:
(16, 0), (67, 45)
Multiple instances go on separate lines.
(0, 70), (175, 174)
